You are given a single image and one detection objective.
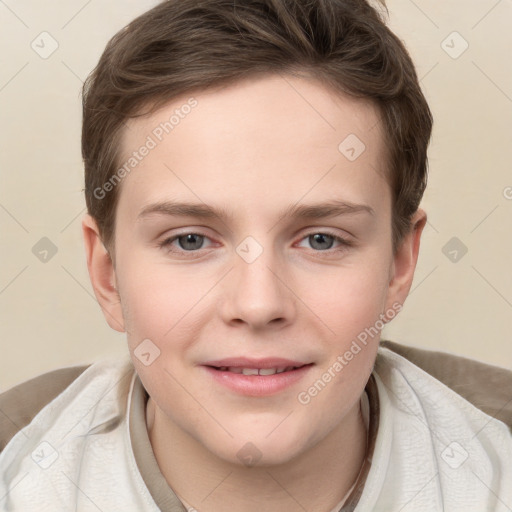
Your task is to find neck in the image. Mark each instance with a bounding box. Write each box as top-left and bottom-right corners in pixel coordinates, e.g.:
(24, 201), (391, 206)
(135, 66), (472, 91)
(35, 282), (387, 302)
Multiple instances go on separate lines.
(146, 397), (367, 512)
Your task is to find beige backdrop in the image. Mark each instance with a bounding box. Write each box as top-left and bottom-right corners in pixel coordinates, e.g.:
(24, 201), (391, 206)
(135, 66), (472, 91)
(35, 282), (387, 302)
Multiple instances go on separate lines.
(1, 0), (511, 390)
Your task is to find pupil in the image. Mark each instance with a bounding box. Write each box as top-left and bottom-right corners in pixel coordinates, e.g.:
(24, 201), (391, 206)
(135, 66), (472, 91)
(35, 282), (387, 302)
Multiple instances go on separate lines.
(311, 233), (333, 250)
(180, 234), (203, 250)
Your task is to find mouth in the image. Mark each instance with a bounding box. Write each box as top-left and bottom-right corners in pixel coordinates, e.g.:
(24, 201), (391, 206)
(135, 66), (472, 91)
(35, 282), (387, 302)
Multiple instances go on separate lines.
(208, 364), (309, 375)
(201, 359), (314, 396)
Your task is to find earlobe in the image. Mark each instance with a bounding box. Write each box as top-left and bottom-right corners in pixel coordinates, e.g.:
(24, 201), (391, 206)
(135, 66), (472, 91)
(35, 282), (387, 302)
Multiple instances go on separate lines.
(81, 214), (125, 333)
(384, 208), (427, 315)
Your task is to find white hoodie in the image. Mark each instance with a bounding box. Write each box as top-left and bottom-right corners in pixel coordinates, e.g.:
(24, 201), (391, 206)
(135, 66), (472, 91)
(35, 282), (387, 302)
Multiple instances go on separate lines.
(0, 346), (511, 512)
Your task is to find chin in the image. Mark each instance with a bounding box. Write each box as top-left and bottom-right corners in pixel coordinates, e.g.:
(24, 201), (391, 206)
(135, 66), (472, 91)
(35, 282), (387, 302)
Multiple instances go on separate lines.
(214, 427), (311, 468)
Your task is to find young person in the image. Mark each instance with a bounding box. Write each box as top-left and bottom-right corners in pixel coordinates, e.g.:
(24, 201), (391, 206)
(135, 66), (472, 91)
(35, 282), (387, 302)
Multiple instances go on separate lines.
(1, 1), (511, 510)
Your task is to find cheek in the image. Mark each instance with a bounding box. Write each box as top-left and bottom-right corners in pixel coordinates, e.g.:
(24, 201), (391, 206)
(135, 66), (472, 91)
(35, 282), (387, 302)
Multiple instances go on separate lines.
(297, 266), (388, 419)
(118, 257), (210, 341)
(117, 263), (205, 399)
(304, 259), (390, 337)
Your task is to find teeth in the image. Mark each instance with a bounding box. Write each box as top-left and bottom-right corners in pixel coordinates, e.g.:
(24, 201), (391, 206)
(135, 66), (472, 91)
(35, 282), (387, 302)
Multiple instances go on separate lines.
(221, 366), (299, 375)
(241, 368), (259, 376)
(259, 368), (277, 376)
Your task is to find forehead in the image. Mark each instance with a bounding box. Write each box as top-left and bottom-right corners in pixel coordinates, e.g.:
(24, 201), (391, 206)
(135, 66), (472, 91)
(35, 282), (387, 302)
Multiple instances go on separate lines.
(116, 73), (388, 222)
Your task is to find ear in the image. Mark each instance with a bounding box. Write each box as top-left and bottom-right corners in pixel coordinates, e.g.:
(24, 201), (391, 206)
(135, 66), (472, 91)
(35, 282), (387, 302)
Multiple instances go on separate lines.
(82, 213), (125, 333)
(384, 208), (427, 315)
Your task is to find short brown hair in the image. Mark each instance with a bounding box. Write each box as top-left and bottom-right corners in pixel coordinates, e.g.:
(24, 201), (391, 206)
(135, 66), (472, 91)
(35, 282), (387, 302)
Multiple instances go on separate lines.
(82, 0), (433, 257)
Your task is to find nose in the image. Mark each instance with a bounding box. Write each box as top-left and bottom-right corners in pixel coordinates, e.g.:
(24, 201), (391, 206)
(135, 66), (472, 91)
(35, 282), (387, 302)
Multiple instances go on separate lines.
(219, 241), (295, 330)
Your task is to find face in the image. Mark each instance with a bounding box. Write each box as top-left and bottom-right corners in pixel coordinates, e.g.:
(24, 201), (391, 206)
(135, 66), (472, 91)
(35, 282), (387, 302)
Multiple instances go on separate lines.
(84, 73), (423, 467)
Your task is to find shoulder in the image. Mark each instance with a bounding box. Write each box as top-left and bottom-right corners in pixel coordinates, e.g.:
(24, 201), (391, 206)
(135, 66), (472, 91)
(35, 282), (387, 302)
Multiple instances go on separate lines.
(380, 339), (512, 431)
(0, 365), (91, 453)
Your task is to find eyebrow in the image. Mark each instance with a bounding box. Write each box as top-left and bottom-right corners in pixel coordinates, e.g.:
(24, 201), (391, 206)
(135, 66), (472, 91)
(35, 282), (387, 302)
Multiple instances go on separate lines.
(137, 199), (374, 222)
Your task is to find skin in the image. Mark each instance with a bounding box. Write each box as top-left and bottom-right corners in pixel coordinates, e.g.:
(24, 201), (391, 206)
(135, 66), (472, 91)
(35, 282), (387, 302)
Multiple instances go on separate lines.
(83, 73), (426, 512)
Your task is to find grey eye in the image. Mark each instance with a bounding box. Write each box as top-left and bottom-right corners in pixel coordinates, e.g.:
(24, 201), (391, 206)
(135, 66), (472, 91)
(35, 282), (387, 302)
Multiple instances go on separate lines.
(177, 233), (205, 250)
(308, 233), (335, 250)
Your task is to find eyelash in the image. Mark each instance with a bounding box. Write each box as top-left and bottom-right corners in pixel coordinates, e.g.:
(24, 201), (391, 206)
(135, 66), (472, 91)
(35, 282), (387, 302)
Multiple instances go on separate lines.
(158, 230), (353, 257)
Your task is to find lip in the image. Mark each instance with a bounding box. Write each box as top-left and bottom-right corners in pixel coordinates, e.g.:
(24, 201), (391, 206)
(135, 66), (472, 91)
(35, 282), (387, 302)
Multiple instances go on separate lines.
(201, 358), (314, 397)
(202, 357), (308, 369)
